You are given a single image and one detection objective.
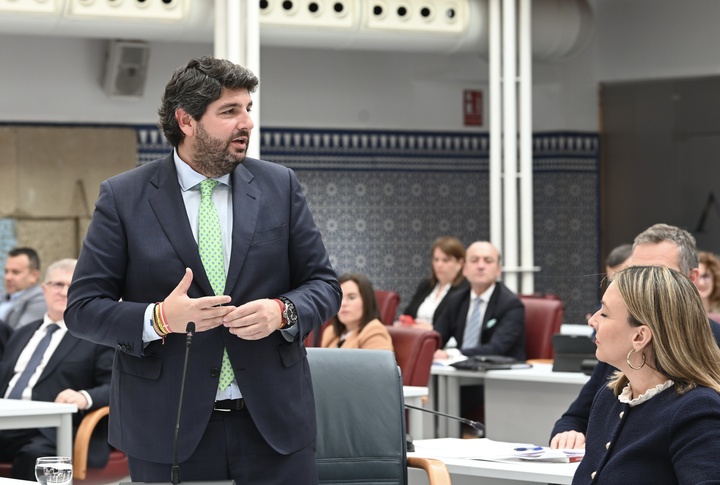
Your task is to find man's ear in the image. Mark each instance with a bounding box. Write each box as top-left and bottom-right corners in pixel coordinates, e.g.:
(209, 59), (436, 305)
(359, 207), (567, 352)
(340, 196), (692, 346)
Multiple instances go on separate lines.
(176, 108), (195, 137)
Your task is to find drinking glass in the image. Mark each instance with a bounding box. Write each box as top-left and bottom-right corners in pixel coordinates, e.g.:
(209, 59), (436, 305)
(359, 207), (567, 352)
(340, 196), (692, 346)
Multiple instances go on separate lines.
(35, 456), (73, 485)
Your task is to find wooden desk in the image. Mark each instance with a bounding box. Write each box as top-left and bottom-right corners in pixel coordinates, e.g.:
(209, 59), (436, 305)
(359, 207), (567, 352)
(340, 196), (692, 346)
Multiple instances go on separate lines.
(0, 399), (77, 457)
(429, 364), (589, 442)
(408, 438), (578, 485)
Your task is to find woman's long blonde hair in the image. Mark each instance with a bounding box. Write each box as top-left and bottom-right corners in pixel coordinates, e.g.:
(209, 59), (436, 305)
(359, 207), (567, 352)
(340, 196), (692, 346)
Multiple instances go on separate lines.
(609, 265), (720, 395)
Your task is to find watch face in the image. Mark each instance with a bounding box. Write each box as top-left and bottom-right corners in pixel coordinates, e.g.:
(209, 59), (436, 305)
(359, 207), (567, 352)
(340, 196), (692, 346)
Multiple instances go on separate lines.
(280, 297), (298, 324)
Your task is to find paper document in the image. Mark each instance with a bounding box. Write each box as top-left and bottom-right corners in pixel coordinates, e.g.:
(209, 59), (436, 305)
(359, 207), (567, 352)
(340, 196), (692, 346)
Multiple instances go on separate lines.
(412, 438), (584, 464)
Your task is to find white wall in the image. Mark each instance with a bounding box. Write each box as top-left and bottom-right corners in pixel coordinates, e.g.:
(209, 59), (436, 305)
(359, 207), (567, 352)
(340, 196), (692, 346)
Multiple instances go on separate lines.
(3, 0), (719, 132)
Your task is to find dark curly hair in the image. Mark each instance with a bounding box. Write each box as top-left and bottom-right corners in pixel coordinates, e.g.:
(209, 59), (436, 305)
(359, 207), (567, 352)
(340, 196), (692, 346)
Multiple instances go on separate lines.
(158, 57), (259, 147)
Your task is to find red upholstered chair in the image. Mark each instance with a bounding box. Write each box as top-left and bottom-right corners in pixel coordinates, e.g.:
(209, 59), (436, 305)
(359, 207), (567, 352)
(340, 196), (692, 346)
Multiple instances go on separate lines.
(387, 325), (441, 387)
(520, 294), (564, 361)
(375, 290), (400, 326)
(0, 406), (129, 484)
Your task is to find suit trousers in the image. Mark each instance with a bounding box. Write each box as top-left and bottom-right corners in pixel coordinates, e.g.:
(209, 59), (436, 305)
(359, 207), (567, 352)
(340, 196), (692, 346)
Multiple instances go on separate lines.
(128, 409), (318, 485)
(0, 428), (55, 480)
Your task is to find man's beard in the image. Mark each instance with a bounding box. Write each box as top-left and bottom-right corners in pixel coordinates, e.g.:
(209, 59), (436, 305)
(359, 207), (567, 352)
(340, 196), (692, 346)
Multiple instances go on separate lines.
(192, 123), (249, 178)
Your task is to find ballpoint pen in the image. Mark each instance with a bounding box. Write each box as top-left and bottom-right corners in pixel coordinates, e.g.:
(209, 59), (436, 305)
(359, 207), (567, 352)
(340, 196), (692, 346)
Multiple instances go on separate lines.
(514, 446), (544, 452)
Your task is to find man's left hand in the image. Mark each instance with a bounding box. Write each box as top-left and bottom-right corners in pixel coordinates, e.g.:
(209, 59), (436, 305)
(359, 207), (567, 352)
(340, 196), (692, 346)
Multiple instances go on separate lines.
(223, 299), (284, 340)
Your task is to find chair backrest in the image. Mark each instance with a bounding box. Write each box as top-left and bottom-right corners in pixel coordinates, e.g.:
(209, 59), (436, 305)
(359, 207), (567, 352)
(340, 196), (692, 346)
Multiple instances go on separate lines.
(307, 348), (407, 484)
(375, 290), (401, 326)
(520, 294), (564, 360)
(388, 326), (441, 387)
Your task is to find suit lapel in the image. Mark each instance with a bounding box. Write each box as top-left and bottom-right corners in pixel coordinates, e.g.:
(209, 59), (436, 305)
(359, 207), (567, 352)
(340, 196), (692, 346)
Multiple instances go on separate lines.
(225, 164), (261, 296)
(0, 323), (38, 393)
(148, 155), (214, 296)
(38, 332), (80, 382)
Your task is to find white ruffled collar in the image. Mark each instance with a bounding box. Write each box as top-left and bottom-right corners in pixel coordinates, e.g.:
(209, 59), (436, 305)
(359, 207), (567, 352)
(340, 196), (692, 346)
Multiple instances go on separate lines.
(618, 380), (674, 407)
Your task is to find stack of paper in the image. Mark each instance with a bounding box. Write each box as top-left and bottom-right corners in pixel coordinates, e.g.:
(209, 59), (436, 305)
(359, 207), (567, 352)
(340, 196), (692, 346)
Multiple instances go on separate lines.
(411, 438), (585, 464)
(512, 446), (584, 463)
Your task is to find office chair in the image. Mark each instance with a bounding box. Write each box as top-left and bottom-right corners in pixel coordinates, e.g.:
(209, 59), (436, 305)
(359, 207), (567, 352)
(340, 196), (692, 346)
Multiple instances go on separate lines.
(519, 294), (564, 361)
(375, 290), (401, 325)
(306, 348), (450, 484)
(0, 406), (129, 484)
(387, 325), (441, 387)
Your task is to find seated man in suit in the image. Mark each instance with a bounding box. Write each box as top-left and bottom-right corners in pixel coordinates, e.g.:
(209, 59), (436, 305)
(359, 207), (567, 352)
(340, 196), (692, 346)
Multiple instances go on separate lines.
(432, 241), (525, 431)
(0, 247), (47, 330)
(434, 240), (526, 361)
(0, 258), (113, 480)
(550, 223), (720, 449)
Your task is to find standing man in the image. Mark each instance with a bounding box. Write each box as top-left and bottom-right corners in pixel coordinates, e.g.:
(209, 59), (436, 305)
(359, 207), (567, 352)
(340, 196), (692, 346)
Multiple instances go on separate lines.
(65, 57), (341, 484)
(0, 258), (113, 480)
(550, 223), (720, 449)
(1, 247), (47, 330)
(434, 241), (526, 361)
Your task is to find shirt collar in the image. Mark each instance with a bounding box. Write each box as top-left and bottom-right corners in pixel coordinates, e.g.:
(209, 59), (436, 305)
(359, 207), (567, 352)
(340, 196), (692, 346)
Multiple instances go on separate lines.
(42, 314), (67, 331)
(173, 149), (232, 192)
(472, 283), (496, 302)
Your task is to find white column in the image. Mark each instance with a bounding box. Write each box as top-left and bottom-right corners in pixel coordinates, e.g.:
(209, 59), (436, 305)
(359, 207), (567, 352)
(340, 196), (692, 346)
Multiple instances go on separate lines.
(501, 0), (518, 292)
(214, 0), (261, 160)
(488, 0), (503, 252)
(518, 0), (535, 293)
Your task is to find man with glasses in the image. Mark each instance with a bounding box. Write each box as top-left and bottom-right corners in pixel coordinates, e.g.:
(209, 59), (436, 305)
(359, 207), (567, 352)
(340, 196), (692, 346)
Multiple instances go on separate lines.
(0, 247), (47, 330)
(0, 258), (113, 480)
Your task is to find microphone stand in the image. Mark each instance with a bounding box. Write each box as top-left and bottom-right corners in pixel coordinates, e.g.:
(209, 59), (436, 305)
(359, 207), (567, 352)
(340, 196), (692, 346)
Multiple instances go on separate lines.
(404, 403), (485, 432)
(171, 322), (195, 485)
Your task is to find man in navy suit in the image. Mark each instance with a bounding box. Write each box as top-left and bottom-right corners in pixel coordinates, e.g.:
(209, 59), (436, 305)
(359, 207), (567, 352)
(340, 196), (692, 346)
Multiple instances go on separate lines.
(65, 57), (341, 484)
(0, 258), (113, 480)
(550, 223), (720, 449)
(433, 241), (526, 361)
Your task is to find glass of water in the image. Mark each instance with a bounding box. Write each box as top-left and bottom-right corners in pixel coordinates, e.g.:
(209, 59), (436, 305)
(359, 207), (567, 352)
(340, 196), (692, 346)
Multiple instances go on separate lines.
(35, 456), (73, 485)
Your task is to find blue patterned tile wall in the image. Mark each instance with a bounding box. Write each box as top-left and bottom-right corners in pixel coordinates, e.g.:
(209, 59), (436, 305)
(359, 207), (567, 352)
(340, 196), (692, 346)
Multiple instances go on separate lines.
(138, 126), (600, 324)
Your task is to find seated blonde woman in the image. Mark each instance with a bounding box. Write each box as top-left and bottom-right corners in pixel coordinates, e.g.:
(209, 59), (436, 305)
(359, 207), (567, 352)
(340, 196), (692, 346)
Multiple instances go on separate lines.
(321, 273), (394, 351)
(574, 265), (720, 484)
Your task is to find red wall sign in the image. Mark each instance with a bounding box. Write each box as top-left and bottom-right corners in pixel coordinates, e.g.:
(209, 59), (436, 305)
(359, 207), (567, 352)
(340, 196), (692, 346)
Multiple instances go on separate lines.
(463, 89), (483, 127)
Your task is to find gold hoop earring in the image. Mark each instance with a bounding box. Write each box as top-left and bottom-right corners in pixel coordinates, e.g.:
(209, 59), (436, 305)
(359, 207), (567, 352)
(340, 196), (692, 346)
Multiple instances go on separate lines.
(627, 349), (646, 370)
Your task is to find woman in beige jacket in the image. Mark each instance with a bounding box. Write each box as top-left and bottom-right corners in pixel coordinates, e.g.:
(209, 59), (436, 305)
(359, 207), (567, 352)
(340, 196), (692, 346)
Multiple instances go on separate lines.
(321, 273), (394, 351)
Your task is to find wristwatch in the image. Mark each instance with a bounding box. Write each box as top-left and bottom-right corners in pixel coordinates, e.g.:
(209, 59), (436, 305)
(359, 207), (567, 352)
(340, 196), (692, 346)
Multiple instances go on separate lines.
(277, 296), (298, 329)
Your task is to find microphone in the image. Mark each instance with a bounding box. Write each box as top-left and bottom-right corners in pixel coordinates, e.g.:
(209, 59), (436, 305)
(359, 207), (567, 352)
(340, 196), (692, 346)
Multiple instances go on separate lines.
(171, 321), (195, 485)
(404, 403), (485, 434)
(122, 322), (235, 485)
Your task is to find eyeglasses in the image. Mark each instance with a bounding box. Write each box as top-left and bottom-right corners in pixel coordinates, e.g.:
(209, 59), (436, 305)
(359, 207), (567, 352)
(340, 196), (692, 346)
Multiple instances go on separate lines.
(45, 281), (71, 291)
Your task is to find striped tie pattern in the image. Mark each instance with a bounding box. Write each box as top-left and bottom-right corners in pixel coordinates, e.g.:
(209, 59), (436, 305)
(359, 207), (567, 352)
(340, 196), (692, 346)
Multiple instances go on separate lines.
(198, 179), (234, 391)
(461, 298), (483, 351)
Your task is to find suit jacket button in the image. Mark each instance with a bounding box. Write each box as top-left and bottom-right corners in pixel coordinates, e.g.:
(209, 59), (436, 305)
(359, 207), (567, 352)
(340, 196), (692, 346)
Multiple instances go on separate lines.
(210, 368), (220, 377)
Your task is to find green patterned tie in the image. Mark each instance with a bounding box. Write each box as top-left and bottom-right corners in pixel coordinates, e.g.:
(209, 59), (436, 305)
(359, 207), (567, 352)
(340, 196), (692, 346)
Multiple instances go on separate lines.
(198, 179), (234, 391)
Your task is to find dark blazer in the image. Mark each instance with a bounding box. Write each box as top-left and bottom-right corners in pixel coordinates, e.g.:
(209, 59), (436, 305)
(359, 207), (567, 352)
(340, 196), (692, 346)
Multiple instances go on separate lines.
(0, 321), (12, 359)
(434, 281), (526, 360)
(0, 320), (113, 467)
(573, 384), (720, 484)
(403, 278), (469, 324)
(65, 154), (341, 464)
(551, 319), (720, 441)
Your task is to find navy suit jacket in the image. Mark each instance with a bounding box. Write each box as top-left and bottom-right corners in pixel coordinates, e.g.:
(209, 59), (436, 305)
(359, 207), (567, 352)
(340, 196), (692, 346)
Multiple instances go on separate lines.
(434, 281), (526, 360)
(0, 320), (113, 467)
(65, 154), (341, 464)
(551, 318), (720, 441)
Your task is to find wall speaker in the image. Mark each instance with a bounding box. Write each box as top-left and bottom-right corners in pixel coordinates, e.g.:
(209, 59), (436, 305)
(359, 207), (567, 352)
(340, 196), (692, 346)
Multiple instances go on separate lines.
(103, 40), (150, 98)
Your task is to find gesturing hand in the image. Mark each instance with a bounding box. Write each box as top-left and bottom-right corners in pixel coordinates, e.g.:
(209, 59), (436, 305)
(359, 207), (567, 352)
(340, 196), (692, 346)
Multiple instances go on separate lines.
(223, 298), (284, 340)
(161, 268), (234, 333)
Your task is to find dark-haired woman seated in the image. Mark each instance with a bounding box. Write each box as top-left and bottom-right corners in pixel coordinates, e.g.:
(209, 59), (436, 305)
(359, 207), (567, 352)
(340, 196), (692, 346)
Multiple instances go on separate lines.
(321, 273), (393, 351)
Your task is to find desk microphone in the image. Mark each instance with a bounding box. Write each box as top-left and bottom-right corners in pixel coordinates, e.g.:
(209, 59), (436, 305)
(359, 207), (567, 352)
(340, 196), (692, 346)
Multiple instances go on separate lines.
(404, 403), (485, 433)
(171, 321), (195, 485)
(122, 322), (235, 485)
